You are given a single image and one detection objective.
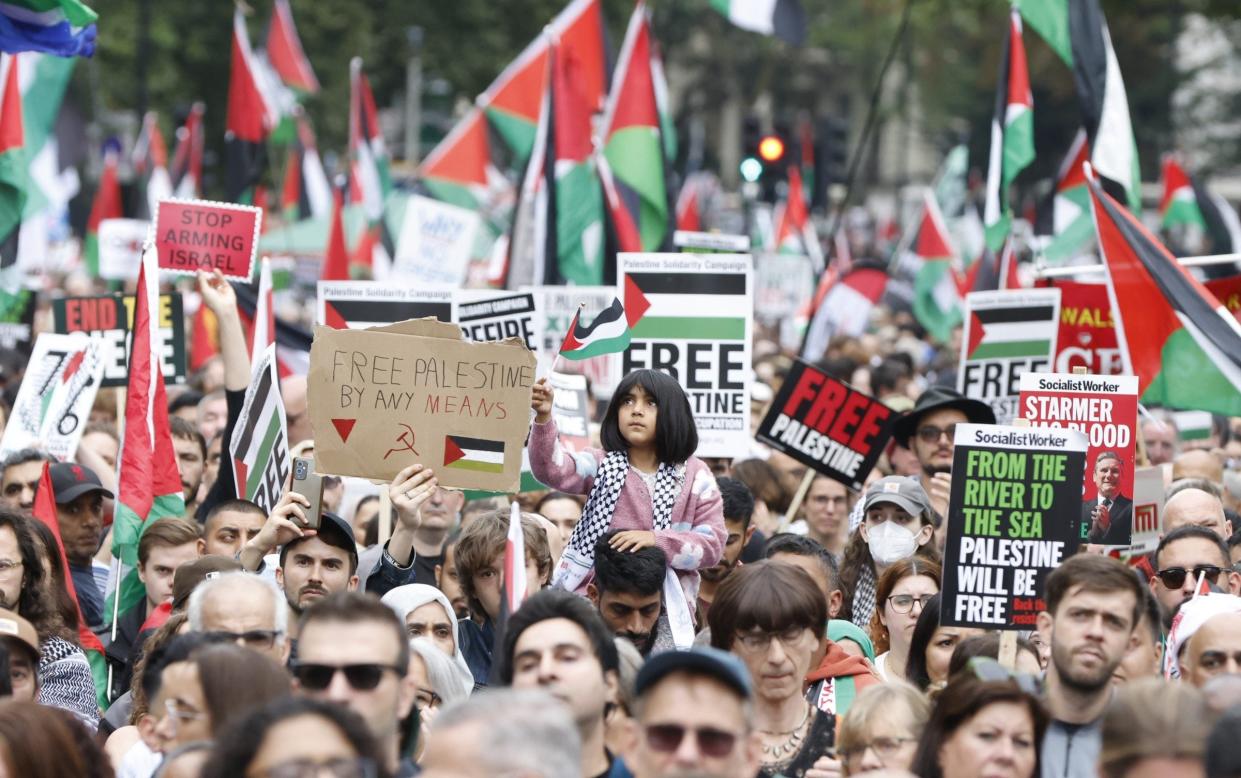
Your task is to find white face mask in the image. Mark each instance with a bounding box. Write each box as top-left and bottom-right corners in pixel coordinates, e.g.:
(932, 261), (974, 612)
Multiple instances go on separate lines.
(867, 520), (919, 566)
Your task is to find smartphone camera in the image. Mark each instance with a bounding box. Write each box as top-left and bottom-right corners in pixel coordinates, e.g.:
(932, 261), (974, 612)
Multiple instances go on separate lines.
(294, 459), (308, 480)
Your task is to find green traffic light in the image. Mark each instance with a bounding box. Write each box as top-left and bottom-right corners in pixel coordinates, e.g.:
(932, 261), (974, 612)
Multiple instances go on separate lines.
(740, 157), (763, 183)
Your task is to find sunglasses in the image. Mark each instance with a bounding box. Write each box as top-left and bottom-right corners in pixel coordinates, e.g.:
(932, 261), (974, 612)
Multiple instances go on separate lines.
(967, 656), (1041, 696)
(205, 629), (281, 650)
(645, 724), (738, 758)
(292, 663), (404, 692)
(1155, 565), (1223, 590)
(915, 424), (957, 444)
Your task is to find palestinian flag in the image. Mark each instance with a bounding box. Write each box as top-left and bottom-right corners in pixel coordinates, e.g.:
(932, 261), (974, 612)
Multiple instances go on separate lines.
(318, 284), (451, 331)
(600, 3), (670, 253)
(230, 344), (288, 512)
(14, 52), (74, 271)
(559, 297), (631, 359)
(958, 239), (1020, 296)
(132, 111), (170, 220)
(170, 102), (204, 199)
(1158, 155), (1241, 276)
(280, 109), (331, 221)
(226, 10), (279, 203)
(0, 0), (96, 58)
(0, 54), (24, 271)
(675, 173), (703, 232)
(249, 256), (275, 368)
(772, 166), (823, 270)
(964, 294), (1057, 361)
(624, 268), (747, 341)
(234, 280), (312, 376)
(321, 189), (351, 282)
(189, 302), (218, 372)
(983, 8), (1034, 252)
(266, 0), (318, 94)
(444, 435), (505, 474)
(503, 501), (528, 613)
(1035, 129), (1094, 263)
(418, 108), (507, 213)
(1159, 155), (1201, 230)
(106, 241), (187, 626)
(32, 462), (108, 708)
(83, 149), (121, 277)
(1018, 0), (1140, 208)
(801, 266), (888, 362)
(709, 0), (806, 45)
(650, 37), (676, 164)
(1086, 169), (1241, 416)
(907, 189), (962, 343)
(348, 57), (389, 222)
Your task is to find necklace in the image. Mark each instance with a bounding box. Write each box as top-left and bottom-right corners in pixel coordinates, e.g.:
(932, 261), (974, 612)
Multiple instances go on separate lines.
(758, 703), (811, 763)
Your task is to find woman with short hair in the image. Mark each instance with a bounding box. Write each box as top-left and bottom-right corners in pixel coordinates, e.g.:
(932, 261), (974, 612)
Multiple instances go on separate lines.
(837, 681), (930, 775)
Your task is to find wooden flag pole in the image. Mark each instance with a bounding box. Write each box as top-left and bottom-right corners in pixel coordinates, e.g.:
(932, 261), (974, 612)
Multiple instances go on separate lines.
(378, 490), (393, 546)
(779, 469), (817, 534)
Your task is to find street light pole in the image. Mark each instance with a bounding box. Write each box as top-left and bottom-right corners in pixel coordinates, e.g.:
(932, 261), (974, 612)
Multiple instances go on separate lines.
(405, 26), (424, 166)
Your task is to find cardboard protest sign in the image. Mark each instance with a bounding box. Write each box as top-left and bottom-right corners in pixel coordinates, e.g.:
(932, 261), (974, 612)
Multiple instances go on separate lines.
(549, 371), (591, 452)
(619, 252), (752, 457)
(317, 281), (452, 330)
(307, 319), (537, 491)
(392, 194), (482, 286)
(524, 285), (619, 399)
(230, 345), (290, 513)
(673, 231), (749, 253)
(1051, 281), (1123, 375)
(0, 333), (106, 461)
(1018, 372), (1139, 545)
(154, 199), (262, 280)
(755, 360), (897, 490)
(957, 289), (1061, 424)
(98, 218), (150, 281)
(0, 288), (34, 355)
(1122, 466), (1165, 556)
(452, 290), (543, 354)
(941, 423), (1088, 629)
(52, 294), (187, 388)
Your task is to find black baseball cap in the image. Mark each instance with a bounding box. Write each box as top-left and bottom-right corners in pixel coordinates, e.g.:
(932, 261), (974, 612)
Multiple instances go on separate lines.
(634, 647), (752, 700)
(49, 462), (114, 504)
(279, 512), (357, 569)
(891, 386), (995, 448)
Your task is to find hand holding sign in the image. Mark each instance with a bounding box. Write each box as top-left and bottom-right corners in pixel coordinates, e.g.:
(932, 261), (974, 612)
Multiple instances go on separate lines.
(197, 269), (238, 316)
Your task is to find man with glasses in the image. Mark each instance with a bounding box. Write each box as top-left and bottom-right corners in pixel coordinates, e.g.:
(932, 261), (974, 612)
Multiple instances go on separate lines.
(501, 589), (625, 778)
(1082, 452), (1132, 545)
(801, 475), (850, 559)
(294, 590), (417, 778)
(889, 387), (995, 522)
(621, 647), (760, 778)
(1150, 526), (1241, 622)
(187, 570), (289, 664)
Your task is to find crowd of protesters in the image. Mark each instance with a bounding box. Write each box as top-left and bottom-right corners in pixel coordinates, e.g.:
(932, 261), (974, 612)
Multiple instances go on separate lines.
(0, 268), (1236, 778)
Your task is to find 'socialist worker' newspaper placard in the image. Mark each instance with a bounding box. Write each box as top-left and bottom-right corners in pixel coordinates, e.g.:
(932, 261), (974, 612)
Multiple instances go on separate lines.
(307, 318), (537, 492)
(618, 252), (752, 458)
(755, 359), (897, 491)
(941, 423), (1087, 630)
(1018, 372), (1139, 545)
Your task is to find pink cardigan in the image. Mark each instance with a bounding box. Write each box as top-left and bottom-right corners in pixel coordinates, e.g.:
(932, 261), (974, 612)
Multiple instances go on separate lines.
(528, 418), (726, 606)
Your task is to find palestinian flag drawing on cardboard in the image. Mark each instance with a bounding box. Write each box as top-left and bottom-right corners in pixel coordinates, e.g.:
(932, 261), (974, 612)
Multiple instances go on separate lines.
(444, 435), (505, 474)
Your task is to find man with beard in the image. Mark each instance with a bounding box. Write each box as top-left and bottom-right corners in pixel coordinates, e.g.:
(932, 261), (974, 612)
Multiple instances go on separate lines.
(698, 478), (755, 620)
(1036, 554), (1143, 778)
(588, 531), (667, 656)
(1082, 452), (1133, 545)
(50, 462), (112, 629)
(170, 417), (206, 518)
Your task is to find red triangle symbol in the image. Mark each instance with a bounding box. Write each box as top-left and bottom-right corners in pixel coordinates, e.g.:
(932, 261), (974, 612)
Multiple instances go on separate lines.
(623, 275), (651, 328)
(967, 312), (986, 359)
(332, 418), (356, 443)
(443, 436), (465, 466)
(324, 302), (349, 330)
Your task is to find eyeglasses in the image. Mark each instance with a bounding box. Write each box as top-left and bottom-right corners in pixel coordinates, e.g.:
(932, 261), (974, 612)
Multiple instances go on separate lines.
(915, 424), (957, 444)
(0, 559), (21, 575)
(292, 663), (404, 692)
(734, 626), (808, 653)
(887, 594), (935, 614)
(967, 656), (1041, 696)
(1155, 565), (1223, 590)
(414, 689), (442, 711)
(205, 630), (281, 650)
(842, 736), (917, 764)
(644, 724), (739, 758)
(253, 757), (376, 778)
(163, 699), (207, 734)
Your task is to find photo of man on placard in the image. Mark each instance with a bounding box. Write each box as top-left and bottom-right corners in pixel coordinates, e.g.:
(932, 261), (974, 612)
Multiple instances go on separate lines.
(1082, 451), (1132, 545)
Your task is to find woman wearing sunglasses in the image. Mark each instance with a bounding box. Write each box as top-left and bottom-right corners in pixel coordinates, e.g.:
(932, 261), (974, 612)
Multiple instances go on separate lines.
(869, 557), (941, 682)
(205, 697), (386, 778)
(708, 561), (839, 778)
(836, 680), (930, 775)
(909, 662), (1048, 778)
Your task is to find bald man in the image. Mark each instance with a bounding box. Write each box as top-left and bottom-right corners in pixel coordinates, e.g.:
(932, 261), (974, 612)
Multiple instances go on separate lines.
(1181, 613), (1241, 688)
(1173, 450), (1225, 485)
(1165, 488), (1232, 540)
(282, 375), (312, 447)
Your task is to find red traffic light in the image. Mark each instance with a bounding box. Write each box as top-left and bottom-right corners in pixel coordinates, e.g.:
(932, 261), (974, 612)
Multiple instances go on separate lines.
(758, 135), (785, 162)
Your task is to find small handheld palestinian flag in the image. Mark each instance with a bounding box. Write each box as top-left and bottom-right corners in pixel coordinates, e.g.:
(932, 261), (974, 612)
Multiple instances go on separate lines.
(557, 297), (631, 361)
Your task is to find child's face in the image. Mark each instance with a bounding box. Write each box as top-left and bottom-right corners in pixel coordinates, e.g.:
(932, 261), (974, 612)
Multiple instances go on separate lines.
(618, 384), (658, 449)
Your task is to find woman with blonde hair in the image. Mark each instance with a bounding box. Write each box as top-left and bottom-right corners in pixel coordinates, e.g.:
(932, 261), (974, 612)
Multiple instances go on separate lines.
(837, 681), (931, 775)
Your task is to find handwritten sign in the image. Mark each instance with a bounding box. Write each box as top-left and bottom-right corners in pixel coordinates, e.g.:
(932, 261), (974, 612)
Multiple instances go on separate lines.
(941, 423), (1087, 630)
(755, 360), (896, 490)
(52, 294), (186, 388)
(307, 319), (537, 491)
(154, 198), (262, 280)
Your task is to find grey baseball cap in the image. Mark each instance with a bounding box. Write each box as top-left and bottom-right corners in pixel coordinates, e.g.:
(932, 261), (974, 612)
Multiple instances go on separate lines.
(862, 475), (931, 516)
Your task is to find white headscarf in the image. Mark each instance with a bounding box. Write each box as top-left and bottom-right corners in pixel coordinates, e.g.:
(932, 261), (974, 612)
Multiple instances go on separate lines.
(381, 584), (474, 696)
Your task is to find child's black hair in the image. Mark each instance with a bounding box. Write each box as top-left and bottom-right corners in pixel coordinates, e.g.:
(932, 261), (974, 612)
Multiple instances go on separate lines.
(599, 369), (697, 463)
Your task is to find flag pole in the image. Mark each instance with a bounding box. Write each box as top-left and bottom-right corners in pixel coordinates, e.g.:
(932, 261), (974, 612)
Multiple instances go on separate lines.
(548, 303), (585, 378)
(1033, 252), (1241, 279)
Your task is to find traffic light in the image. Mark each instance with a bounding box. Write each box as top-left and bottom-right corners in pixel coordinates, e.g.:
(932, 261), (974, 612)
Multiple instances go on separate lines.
(740, 115), (763, 185)
(822, 117), (849, 190)
(758, 134), (786, 164)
